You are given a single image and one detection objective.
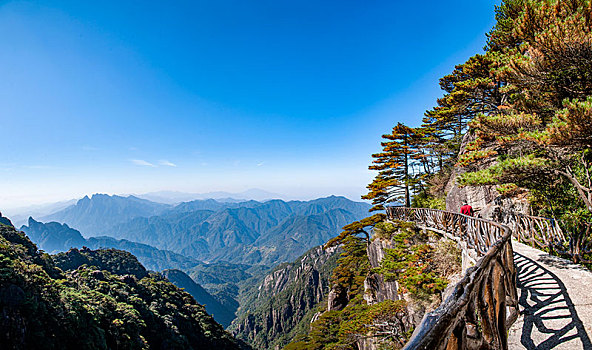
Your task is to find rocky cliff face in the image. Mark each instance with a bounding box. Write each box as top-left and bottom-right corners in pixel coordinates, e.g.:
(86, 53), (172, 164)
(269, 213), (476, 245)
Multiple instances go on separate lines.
(230, 245), (340, 349)
(357, 239), (410, 350)
(357, 231), (461, 350)
(445, 132), (529, 219)
(357, 236), (442, 350)
(364, 238), (400, 305)
(281, 221), (463, 349)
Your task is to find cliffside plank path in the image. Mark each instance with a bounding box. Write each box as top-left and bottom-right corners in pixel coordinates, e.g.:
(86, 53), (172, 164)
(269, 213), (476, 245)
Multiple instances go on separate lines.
(386, 207), (592, 350)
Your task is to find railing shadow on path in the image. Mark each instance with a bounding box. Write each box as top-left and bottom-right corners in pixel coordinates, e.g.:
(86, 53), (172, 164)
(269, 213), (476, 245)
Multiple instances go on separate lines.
(513, 252), (592, 350)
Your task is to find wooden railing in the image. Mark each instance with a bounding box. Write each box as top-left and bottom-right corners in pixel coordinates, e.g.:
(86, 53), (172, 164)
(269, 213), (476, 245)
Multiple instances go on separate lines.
(387, 207), (519, 350)
(500, 211), (592, 264)
(388, 207), (506, 256)
(500, 211), (565, 251)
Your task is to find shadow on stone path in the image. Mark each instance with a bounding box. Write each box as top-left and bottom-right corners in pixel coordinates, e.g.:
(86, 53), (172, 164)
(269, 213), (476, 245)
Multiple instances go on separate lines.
(512, 252), (592, 349)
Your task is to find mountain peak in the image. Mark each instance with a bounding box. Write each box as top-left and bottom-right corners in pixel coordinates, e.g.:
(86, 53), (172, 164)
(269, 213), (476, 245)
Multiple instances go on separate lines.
(41, 194), (170, 236)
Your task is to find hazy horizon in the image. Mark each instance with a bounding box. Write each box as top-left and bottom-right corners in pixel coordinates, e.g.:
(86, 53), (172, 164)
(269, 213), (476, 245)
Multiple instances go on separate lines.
(1, 0), (498, 210)
(1, 187), (368, 214)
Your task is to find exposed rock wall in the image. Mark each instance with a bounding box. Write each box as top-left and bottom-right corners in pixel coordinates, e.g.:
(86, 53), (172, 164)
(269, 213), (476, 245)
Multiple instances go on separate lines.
(364, 238), (400, 304)
(230, 246), (339, 349)
(327, 284), (348, 311)
(446, 132), (530, 219)
(359, 236), (441, 350)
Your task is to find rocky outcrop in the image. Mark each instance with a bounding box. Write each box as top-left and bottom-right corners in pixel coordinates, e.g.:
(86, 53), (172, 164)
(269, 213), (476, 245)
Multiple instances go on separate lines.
(230, 246), (340, 349)
(361, 235), (458, 350)
(358, 237), (427, 350)
(327, 284), (349, 311)
(364, 238), (400, 304)
(445, 132), (529, 219)
(0, 212), (13, 228)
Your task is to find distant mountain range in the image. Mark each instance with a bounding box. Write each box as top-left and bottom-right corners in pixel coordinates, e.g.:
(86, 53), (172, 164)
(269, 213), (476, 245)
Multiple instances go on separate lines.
(137, 188), (286, 204)
(33, 194), (370, 266)
(14, 193), (371, 329)
(21, 217), (199, 271)
(104, 196), (369, 265)
(5, 189), (284, 227)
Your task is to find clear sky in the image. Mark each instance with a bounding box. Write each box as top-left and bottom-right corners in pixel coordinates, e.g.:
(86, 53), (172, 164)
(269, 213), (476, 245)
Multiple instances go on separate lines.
(0, 0), (498, 209)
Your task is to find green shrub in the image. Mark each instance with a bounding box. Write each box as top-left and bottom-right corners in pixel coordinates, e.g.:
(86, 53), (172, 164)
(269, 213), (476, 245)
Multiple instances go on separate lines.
(378, 227), (453, 300)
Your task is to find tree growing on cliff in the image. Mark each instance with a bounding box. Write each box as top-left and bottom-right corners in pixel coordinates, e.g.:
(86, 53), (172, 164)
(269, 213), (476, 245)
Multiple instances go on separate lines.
(325, 214), (385, 248)
(363, 123), (426, 209)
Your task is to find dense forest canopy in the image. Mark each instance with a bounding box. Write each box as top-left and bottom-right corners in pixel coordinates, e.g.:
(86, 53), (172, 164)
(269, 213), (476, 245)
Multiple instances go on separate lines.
(0, 222), (245, 349)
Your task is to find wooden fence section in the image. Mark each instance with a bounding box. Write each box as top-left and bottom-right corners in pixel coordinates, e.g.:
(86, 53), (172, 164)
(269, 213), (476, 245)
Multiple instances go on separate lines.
(387, 207), (519, 350)
(388, 207), (506, 256)
(501, 212), (565, 252)
(500, 211), (591, 263)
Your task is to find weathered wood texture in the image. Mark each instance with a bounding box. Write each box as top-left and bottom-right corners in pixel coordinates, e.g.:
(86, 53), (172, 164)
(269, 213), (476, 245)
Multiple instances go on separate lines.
(387, 207), (519, 350)
(500, 211), (592, 264)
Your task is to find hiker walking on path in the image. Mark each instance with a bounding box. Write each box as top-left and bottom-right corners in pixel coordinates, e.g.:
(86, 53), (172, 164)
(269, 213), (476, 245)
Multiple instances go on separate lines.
(460, 202), (474, 216)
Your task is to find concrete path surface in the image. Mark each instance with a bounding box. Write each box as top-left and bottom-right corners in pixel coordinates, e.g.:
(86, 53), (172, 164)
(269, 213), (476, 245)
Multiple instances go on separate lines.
(508, 241), (592, 350)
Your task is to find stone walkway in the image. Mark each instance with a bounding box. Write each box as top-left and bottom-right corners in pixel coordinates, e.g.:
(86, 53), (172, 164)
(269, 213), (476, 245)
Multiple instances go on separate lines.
(508, 241), (592, 350)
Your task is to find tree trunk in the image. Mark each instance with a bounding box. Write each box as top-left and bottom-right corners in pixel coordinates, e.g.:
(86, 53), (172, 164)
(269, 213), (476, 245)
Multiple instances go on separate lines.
(557, 168), (592, 212)
(404, 136), (410, 207)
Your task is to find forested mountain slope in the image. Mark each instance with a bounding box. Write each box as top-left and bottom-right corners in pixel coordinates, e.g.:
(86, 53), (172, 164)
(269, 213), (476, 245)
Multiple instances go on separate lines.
(162, 269), (236, 328)
(186, 261), (271, 322)
(21, 218), (200, 271)
(0, 224), (247, 349)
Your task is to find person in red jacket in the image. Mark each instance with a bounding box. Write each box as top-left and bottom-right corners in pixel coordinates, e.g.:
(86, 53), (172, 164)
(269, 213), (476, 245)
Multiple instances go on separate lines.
(460, 202), (474, 216)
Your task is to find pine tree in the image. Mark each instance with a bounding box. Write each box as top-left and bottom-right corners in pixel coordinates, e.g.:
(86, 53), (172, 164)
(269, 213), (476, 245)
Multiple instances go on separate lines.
(422, 53), (506, 169)
(363, 123), (423, 210)
(325, 214), (386, 248)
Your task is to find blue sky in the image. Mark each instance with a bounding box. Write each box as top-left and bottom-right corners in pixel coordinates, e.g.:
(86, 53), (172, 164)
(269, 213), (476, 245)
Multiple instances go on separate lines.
(0, 0), (498, 209)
